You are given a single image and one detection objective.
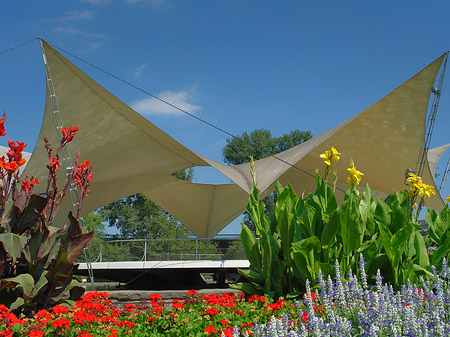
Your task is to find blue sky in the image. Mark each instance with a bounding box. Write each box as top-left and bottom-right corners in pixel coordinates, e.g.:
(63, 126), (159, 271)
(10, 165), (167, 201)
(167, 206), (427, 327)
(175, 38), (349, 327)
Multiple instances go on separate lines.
(1, 1), (450, 234)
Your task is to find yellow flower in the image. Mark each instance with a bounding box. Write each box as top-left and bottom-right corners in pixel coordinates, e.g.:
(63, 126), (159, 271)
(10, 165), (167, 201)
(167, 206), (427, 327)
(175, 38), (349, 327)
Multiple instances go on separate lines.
(320, 146), (341, 168)
(346, 159), (364, 186)
(418, 183), (435, 198)
(406, 172), (422, 186)
(446, 195), (450, 203)
(407, 173), (423, 197)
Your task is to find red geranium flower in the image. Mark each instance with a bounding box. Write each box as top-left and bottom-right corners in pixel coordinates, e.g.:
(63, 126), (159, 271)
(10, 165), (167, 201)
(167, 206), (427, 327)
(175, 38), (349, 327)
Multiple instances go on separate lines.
(51, 317), (70, 329)
(222, 326), (233, 337)
(28, 329), (45, 337)
(187, 289), (197, 295)
(205, 325), (217, 335)
(206, 307), (219, 316)
(302, 312), (308, 323)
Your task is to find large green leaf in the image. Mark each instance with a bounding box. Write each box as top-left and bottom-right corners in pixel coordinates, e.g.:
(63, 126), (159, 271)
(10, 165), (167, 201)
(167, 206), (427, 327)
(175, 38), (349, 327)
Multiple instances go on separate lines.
(64, 231), (95, 263)
(388, 191), (410, 234)
(45, 248), (74, 288)
(338, 193), (362, 256)
(391, 222), (413, 270)
(275, 182), (297, 262)
(427, 207), (450, 244)
(0, 233), (28, 263)
(0, 274), (34, 300)
(321, 209), (340, 247)
(374, 199), (392, 229)
(430, 230), (450, 266)
(237, 268), (264, 285)
(9, 194), (49, 234)
(240, 224), (261, 271)
(412, 229), (429, 269)
(292, 236), (321, 281)
(229, 282), (260, 295)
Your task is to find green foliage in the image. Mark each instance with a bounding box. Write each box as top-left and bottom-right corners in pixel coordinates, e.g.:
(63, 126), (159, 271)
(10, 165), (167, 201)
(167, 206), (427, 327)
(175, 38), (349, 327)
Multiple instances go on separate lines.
(222, 129), (312, 165)
(233, 172), (450, 298)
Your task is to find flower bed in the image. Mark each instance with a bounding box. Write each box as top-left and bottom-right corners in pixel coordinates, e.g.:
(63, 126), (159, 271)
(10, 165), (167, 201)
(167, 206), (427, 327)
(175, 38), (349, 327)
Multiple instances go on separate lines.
(2, 259), (450, 336)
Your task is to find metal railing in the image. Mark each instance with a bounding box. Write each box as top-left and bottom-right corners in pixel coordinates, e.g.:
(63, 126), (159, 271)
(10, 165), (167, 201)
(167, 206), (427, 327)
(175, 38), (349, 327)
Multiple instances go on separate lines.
(85, 237), (245, 263)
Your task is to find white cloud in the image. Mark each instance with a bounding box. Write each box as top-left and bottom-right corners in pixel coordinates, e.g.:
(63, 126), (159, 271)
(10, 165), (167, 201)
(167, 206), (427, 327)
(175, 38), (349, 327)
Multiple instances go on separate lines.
(53, 27), (107, 40)
(134, 63), (148, 78)
(59, 10), (95, 21)
(131, 90), (201, 116)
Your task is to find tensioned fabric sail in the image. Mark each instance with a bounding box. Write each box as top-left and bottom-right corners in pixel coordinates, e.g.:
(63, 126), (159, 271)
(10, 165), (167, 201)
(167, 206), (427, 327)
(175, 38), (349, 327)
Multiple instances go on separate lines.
(212, 54), (447, 210)
(428, 144), (450, 178)
(22, 40), (447, 238)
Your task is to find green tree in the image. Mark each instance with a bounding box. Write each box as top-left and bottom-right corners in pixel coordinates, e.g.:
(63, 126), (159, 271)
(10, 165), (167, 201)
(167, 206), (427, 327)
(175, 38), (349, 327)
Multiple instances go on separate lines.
(82, 212), (106, 241)
(98, 169), (194, 239)
(222, 129), (313, 231)
(222, 129), (312, 165)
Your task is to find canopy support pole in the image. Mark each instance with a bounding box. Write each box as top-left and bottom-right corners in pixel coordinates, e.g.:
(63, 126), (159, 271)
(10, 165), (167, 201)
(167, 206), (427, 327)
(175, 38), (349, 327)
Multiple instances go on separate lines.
(39, 38), (95, 290)
(415, 52), (449, 178)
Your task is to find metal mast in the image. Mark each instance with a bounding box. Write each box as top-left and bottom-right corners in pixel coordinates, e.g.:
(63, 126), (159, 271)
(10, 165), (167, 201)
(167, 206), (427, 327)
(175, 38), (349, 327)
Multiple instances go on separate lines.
(415, 52), (449, 178)
(438, 156), (450, 195)
(39, 38), (95, 289)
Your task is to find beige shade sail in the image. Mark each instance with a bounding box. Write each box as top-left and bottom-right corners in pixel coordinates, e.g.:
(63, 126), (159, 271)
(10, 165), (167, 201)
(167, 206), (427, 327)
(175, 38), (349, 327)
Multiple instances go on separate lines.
(21, 39), (448, 238)
(428, 144), (450, 178)
(230, 54), (447, 210)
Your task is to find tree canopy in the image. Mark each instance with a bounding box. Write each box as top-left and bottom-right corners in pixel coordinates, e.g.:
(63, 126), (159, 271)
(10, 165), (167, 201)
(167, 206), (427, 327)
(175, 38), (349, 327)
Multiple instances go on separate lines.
(222, 129), (312, 164)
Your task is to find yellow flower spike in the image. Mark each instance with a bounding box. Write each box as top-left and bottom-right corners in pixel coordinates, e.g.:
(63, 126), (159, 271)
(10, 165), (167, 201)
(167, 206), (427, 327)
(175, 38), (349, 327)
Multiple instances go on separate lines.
(446, 195), (450, 203)
(407, 173), (423, 198)
(346, 159), (364, 187)
(320, 146), (341, 168)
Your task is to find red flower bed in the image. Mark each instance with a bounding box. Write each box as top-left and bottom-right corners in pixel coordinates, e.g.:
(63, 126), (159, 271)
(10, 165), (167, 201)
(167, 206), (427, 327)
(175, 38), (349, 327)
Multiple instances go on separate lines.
(0, 290), (312, 336)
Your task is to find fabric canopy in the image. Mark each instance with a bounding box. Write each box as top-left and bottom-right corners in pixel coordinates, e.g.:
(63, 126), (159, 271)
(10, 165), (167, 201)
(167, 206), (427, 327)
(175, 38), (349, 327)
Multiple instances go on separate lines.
(428, 144), (450, 178)
(21, 40), (448, 237)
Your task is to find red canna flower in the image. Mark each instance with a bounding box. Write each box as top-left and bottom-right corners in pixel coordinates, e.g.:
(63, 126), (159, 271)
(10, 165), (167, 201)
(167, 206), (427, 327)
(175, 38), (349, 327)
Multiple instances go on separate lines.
(21, 177), (40, 193)
(49, 156), (61, 174)
(73, 160), (93, 188)
(2, 161), (19, 173)
(0, 111), (6, 136)
(61, 125), (79, 144)
(205, 325), (217, 335)
(7, 138), (26, 164)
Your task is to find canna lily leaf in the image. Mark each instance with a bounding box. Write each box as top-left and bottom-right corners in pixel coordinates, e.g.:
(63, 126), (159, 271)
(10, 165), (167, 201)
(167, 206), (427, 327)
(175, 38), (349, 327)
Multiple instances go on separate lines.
(0, 233), (28, 263)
